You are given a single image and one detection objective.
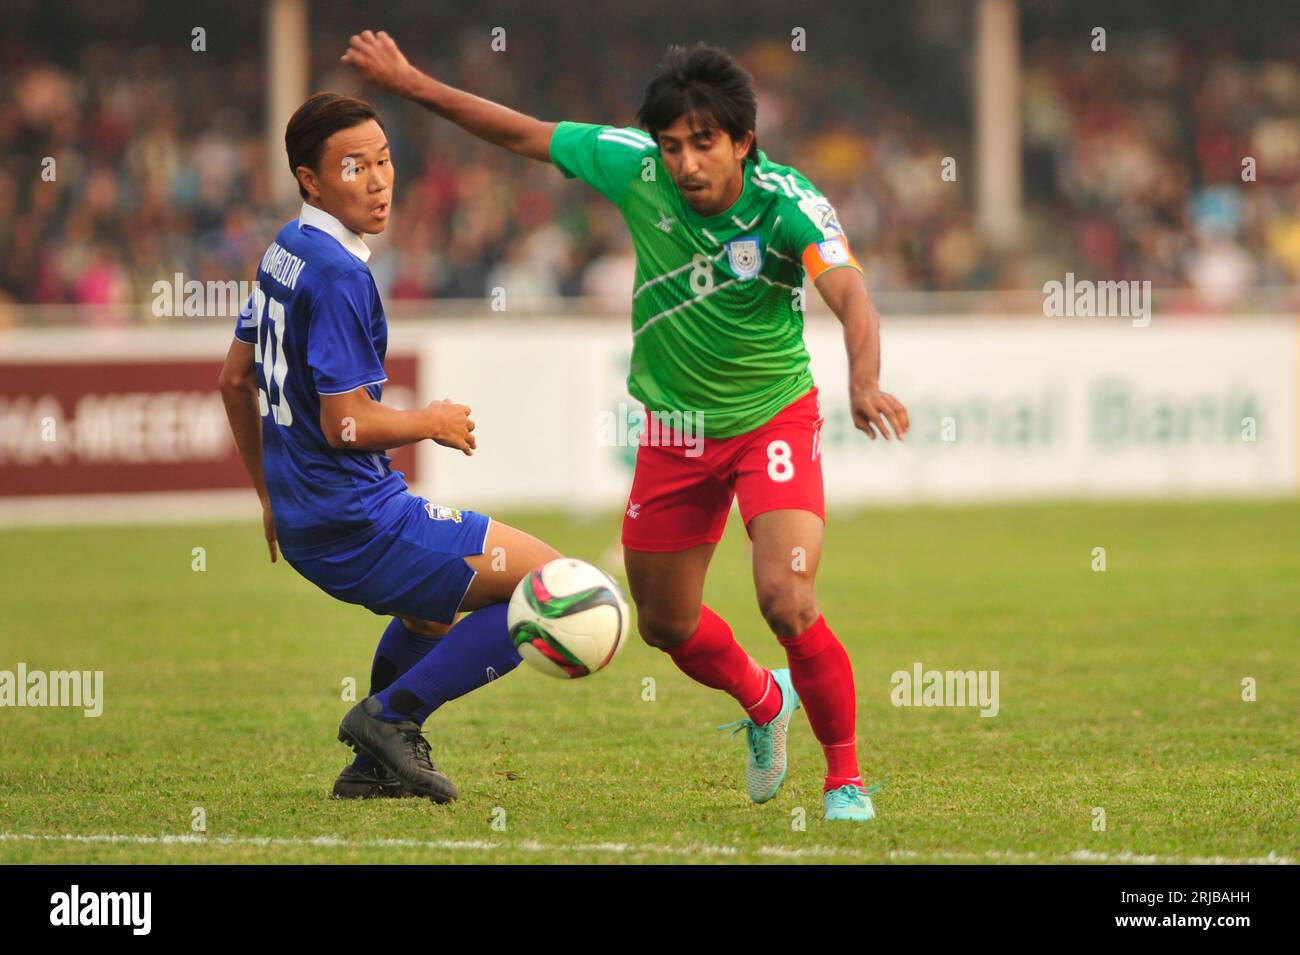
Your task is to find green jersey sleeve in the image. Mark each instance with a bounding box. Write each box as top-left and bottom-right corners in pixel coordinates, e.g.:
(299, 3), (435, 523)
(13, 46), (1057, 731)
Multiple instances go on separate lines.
(775, 171), (864, 280)
(549, 121), (657, 205)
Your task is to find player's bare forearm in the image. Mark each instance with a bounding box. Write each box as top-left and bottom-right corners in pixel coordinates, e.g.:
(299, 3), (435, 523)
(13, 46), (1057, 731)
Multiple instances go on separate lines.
(819, 267), (881, 387)
(815, 267), (910, 441)
(218, 340), (271, 504)
(320, 389), (477, 456)
(318, 399), (433, 452)
(342, 30), (556, 162)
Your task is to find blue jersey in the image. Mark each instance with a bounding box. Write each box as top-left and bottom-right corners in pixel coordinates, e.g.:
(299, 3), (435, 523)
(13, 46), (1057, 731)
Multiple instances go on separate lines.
(234, 204), (406, 559)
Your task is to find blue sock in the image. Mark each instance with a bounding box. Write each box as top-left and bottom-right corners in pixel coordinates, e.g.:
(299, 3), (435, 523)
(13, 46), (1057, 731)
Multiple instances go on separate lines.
(373, 603), (521, 725)
(369, 617), (442, 695)
(352, 617), (440, 774)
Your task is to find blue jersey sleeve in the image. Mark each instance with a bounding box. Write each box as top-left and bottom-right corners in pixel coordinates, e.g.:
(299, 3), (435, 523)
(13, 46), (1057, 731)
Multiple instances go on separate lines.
(307, 269), (387, 395)
(234, 289), (258, 344)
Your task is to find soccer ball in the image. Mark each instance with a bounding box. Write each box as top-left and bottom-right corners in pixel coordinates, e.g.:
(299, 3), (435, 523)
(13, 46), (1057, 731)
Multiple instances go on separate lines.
(508, 558), (630, 679)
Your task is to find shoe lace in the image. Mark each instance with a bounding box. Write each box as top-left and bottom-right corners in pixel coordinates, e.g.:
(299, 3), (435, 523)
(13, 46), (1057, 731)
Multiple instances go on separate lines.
(826, 787), (856, 809)
(828, 779), (886, 807)
(400, 727), (435, 771)
(717, 718), (773, 768)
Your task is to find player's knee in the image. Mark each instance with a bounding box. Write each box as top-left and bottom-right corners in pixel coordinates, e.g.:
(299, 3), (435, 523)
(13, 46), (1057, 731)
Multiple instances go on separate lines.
(756, 585), (818, 639)
(636, 607), (699, 650)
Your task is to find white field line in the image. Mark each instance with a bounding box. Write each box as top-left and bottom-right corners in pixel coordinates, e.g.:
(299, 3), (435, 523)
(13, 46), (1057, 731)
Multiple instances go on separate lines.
(0, 832), (1292, 865)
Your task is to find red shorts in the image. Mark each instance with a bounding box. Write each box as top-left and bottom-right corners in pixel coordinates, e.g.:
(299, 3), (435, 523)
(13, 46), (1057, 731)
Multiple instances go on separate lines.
(621, 388), (826, 552)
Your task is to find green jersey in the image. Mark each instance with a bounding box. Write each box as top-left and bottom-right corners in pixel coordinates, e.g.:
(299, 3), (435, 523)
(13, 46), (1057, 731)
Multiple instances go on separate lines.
(550, 121), (862, 438)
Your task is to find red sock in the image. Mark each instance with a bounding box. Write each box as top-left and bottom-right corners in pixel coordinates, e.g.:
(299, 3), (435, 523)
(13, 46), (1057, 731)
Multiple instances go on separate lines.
(666, 606), (782, 725)
(778, 615), (862, 791)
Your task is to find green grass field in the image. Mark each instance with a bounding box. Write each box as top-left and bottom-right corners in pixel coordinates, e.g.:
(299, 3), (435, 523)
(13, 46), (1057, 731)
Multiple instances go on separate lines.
(1, 499), (1297, 864)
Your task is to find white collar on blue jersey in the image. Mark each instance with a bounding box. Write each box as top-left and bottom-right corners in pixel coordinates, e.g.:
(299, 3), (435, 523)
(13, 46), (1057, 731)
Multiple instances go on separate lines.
(298, 202), (372, 263)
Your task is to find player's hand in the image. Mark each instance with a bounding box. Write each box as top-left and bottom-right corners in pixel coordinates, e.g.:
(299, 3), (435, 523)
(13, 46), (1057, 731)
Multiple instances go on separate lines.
(261, 500), (279, 563)
(342, 30), (418, 95)
(427, 398), (476, 456)
(851, 385), (909, 441)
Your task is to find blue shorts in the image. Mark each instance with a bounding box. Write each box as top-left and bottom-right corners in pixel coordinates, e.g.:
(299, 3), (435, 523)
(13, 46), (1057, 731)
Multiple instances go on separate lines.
(285, 492), (492, 625)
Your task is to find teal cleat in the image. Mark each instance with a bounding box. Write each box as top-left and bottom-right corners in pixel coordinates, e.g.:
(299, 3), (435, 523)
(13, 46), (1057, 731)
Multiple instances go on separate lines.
(823, 781), (883, 822)
(718, 668), (800, 804)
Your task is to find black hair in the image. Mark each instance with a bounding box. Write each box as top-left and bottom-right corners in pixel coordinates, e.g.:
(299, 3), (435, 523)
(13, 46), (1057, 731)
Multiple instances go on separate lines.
(285, 92), (386, 199)
(636, 43), (758, 161)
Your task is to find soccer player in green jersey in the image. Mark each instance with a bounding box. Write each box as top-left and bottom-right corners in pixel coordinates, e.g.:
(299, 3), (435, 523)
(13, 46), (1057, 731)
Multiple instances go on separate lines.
(344, 30), (909, 821)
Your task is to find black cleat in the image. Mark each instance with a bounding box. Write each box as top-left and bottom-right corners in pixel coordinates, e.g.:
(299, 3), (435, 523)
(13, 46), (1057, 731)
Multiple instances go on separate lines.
(331, 762), (416, 800)
(337, 697), (459, 803)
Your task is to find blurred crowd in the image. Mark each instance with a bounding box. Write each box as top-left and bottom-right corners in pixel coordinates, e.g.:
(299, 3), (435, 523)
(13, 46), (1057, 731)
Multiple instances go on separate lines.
(2, 15), (1298, 319)
(1023, 34), (1300, 311)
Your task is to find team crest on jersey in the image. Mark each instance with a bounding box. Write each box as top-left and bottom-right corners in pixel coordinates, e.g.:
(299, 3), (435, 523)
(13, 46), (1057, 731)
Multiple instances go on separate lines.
(424, 502), (463, 523)
(726, 236), (763, 278)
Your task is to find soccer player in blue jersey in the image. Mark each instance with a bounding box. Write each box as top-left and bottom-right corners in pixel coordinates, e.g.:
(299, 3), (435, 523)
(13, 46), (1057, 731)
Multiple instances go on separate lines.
(218, 93), (560, 802)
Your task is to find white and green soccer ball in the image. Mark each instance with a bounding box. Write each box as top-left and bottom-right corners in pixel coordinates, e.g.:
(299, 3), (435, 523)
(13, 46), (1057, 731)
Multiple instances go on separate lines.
(508, 558), (629, 679)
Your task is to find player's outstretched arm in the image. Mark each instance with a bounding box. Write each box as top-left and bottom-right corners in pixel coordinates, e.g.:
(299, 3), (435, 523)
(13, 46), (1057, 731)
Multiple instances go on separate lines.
(342, 30), (557, 163)
(815, 267), (910, 442)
